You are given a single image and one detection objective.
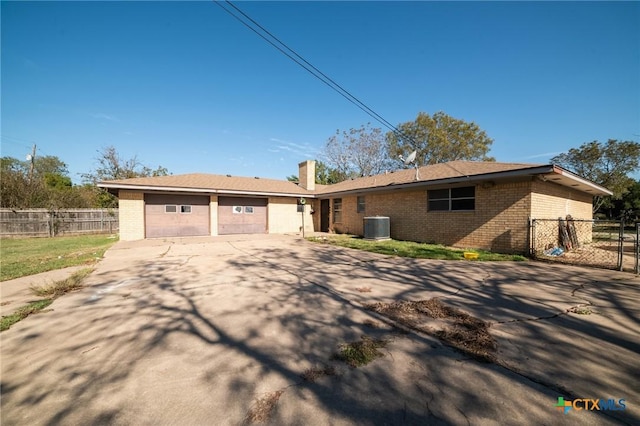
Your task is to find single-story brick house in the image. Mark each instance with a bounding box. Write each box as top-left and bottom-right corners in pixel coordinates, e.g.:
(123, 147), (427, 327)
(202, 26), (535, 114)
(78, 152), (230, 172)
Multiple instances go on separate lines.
(99, 160), (611, 253)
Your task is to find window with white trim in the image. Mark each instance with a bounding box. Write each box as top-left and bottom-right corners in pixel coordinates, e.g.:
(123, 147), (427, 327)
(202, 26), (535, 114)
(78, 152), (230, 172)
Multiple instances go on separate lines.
(428, 187), (475, 211)
(165, 205), (177, 213)
(180, 205), (192, 214)
(333, 198), (342, 223)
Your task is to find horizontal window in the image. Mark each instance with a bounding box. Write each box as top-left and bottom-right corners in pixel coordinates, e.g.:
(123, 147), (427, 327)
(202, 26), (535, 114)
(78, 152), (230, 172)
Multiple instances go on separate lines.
(166, 205), (193, 214)
(232, 206), (258, 214)
(428, 186), (475, 211)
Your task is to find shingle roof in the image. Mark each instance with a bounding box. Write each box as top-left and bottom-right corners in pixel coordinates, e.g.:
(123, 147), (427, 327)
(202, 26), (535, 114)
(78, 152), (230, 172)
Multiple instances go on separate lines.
(314, 161), (544, 194)
(100, 173), (312, 196)
(98, 160), (611, 197)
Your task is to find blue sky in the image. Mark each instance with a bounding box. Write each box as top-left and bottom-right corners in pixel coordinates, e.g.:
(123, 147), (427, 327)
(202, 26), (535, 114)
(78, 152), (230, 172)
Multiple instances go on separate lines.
(2, 1), (639, 183)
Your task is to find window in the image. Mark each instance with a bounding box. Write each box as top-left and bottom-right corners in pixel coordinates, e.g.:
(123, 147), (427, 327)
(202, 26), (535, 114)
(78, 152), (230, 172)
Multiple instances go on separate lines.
(357, 196), (366, 213)
(428, 186), (475, 211)
(180, 205), (192, 214)
(233, 206), (243, 214)
(333, 198), (342, 223)
(165, 205), (177, 213)
(244, 206), (254, 214)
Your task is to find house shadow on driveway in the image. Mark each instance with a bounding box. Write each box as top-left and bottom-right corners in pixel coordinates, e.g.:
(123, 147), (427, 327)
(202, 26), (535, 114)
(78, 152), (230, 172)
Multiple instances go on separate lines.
(1, 235), (637, 425)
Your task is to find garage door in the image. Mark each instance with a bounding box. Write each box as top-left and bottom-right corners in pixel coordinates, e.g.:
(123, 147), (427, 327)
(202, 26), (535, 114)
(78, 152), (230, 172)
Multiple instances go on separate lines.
(145, 194), (210, 238)
(218, 197), (267, 235)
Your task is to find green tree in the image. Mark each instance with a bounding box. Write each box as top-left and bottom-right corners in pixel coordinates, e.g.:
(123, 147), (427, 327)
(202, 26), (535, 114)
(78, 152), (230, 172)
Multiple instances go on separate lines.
(314, 160), (343, 184)
(325, 124), (393, 179)
(82, 146), (170, 208)
(551, 139), (640, 213)
(44, 173), (72, 191)
(81, 146), (168, 183)
(286, 160), (345, 185)
(33, 155), (68, 178)
(387, 111), (494, 167)
(609, 180), (640, 221)
(0, 155), (81, 209)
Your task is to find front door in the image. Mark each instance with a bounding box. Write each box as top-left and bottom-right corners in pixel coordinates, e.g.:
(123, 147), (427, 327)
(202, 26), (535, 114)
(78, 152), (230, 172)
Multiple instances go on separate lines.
(320, 199), (330, 232)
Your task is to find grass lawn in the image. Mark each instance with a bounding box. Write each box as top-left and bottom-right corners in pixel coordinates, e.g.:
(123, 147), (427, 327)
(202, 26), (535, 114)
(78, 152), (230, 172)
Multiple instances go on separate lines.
(0, 234), (117, 281)
(307, 235), (527, 262)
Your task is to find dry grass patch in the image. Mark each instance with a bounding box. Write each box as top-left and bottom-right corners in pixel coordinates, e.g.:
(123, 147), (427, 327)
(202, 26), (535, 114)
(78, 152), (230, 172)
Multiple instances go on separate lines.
(301, 365), (337, 382)
(30, 268), (93, 298)
(244, 390), (284, 424)
(367, 299), (458, 321)
(366, 298), (497, 363)
(2, 268), (94, 332)
(568, 305), (593, 315)
(436, 314), (496, 363)
(333, 336), (388, 368)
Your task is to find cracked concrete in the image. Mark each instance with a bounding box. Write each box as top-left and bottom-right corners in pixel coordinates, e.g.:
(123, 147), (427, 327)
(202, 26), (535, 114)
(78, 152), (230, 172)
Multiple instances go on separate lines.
(1, 234), (638, 425)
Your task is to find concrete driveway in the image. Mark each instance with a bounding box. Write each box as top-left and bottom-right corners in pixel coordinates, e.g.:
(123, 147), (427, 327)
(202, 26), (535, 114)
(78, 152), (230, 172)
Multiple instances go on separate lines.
(1, 235), (638, 425)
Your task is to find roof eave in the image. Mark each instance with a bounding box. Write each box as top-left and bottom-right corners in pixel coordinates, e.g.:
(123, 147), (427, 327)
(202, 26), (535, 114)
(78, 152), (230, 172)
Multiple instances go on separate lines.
(97, 183), (315, 198)
(97, 163), (612, 199)
(548, 166), (613, 196)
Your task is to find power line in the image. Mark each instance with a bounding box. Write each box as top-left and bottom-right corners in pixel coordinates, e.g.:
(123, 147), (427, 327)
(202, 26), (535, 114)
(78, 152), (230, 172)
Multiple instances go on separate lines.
(1, 135), (36, 150)
(212, 1), (416, 145)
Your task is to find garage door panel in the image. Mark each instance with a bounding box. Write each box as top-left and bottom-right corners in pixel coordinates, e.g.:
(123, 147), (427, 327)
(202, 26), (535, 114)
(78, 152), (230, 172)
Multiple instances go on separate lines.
(145, 194), (210, 238)
(218, 197), (267, 235)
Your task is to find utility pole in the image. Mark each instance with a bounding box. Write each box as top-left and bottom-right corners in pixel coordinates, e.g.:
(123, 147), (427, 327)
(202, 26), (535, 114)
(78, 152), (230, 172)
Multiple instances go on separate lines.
(28, 144), (36, 184)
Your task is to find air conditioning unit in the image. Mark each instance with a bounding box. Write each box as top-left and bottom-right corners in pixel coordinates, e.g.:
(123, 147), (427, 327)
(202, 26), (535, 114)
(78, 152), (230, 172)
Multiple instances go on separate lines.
(363, 216), (390, 240)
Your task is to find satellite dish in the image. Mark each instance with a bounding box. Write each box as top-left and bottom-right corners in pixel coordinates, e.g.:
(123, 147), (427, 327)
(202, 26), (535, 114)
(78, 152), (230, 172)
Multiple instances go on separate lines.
(399, 150), (420, 181)
(399, 150), (417, 165)
(26, 154), (32, 161)
(405, 150), (417, 165)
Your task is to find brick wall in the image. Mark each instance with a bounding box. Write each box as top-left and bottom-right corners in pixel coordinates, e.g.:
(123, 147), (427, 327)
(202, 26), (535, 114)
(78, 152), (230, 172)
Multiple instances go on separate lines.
(530, 180), (592, 219)
(268, 197), (314, 234)
(332, 181), (534, 253)
(298, 160), (315, 191)
(530, 180), (593, 250)
(331, 196), (366, 235)
(118, 190), (145, 240)
(457, 181), (532, 253)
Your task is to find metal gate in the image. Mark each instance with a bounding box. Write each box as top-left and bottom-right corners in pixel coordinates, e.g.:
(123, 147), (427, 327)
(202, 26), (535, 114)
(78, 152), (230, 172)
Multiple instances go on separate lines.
(530, 218), (639, 273)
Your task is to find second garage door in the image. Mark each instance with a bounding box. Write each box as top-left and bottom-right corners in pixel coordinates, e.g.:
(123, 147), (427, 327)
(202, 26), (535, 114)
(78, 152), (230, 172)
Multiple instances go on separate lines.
(218, 197), (267, 235)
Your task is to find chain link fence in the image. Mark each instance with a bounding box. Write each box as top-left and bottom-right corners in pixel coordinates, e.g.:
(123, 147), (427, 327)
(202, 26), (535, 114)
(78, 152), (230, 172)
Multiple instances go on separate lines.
(530, 217), (639, 273)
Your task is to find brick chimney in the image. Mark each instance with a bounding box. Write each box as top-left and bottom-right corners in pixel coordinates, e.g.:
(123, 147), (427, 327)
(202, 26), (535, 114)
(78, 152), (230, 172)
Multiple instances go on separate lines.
(298, 160), (315, 191)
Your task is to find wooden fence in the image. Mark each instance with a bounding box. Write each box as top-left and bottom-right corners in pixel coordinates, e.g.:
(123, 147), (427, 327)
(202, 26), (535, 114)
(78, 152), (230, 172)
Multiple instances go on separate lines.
(0, 209), (119, 237)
